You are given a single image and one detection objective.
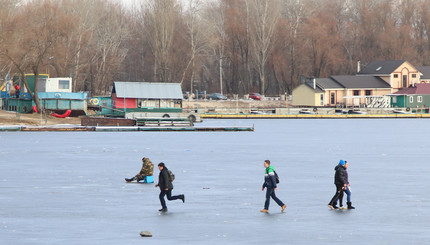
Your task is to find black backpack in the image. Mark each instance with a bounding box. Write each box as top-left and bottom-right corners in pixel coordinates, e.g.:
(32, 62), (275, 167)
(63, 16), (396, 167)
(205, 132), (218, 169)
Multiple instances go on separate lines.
(167, 169), (175, 182)
(274, 171), (280, 184)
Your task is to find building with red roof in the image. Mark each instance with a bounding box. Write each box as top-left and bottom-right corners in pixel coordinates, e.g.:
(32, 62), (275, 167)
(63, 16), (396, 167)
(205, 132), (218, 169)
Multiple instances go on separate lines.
(389, 83), (430, 109)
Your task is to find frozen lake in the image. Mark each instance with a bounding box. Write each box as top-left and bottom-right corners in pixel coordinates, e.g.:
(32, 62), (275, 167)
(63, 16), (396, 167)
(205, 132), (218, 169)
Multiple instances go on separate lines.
(1, 119), (429, 244)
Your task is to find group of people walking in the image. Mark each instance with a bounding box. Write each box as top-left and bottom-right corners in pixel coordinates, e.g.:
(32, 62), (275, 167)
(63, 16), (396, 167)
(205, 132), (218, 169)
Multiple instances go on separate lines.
(126, 157), (355, 213)
(328, 160), (355, 210)
(261, 159), (356, 213)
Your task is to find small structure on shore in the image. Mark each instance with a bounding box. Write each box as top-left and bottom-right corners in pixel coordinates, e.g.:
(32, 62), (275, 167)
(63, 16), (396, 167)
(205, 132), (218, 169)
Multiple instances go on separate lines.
(1, 74), (87, 115)
(111, 81), (183, 111)
(108, 81), (199, 122)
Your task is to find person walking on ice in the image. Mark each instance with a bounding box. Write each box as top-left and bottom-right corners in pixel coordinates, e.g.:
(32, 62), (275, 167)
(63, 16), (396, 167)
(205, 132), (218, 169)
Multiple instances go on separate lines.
(328, 160), (347, 210)
(342, 161), (355, 209)
(155, 162), (185, 212)
(260, 160), (287, 213)
(125, 157), (154, 182)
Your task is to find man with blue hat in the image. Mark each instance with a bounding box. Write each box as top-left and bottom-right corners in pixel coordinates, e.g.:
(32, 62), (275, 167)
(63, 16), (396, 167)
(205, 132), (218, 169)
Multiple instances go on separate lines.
(328, 160), (347, 210)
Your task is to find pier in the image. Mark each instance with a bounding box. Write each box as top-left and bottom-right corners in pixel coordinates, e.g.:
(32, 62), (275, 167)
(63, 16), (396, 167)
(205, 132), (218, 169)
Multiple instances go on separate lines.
(0, 125), (254, 132)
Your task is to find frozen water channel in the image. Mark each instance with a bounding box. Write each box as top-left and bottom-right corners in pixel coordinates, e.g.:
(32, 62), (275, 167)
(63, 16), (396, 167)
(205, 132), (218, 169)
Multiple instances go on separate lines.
(1, 119), (429, 244)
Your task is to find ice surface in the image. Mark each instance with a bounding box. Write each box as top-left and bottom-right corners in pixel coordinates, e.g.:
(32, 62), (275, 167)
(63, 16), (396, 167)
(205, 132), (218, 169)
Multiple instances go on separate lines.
(1, 119), (429, 244)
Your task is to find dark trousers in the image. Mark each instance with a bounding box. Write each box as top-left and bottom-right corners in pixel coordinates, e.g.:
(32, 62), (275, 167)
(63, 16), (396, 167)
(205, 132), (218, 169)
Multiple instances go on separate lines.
(264, 188), (285, 210)
(159, 189), (181, 209)
(329, 184), (344, 206)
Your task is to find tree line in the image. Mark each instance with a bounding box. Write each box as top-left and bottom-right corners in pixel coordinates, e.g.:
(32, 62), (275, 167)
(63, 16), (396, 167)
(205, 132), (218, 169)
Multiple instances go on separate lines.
(1, 0), (430, 100)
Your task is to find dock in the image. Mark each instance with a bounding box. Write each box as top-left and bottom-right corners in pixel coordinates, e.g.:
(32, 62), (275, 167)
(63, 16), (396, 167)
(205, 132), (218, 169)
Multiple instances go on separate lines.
(201, 113), (430, 119)
(0, 125), (254, 132)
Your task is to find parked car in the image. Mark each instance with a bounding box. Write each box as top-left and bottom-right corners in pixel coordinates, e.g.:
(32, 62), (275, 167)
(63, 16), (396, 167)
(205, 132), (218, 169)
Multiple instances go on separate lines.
(249, 92), (261, 100)
(207, 93), (227, 100)
(197, 91), (207, 99)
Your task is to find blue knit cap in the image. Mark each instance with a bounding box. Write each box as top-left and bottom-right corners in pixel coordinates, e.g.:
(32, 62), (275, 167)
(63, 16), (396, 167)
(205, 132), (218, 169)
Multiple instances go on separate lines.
(339, 160), (346, 165)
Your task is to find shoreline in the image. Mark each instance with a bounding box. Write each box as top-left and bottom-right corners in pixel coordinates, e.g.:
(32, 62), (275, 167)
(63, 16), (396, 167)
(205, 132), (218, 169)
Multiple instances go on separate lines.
(200, 113), (430, 119)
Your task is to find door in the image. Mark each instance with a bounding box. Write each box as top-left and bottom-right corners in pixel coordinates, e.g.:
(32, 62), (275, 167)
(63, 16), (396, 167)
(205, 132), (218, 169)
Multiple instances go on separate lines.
(403, 75), (407, 88)
(330, 93), (335, 105)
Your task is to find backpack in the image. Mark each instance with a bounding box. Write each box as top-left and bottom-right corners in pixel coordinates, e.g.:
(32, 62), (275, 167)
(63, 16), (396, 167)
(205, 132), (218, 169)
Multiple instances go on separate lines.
(167, 169), (175, 182)
(274, 171), (280, 184)
(266, 168), (280, 184)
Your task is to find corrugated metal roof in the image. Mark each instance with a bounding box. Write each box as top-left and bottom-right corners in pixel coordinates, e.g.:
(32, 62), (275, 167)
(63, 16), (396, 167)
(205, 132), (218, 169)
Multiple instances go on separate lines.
(331, 75), (391, 89)
(113, 82), (183, 99)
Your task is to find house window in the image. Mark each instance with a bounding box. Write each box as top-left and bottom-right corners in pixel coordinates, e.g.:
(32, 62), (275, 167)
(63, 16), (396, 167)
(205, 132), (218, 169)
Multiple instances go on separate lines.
(392, 97), (397, 103)
(353, 90), (360, 96)
(412, 74), (417, 78)
(409, 96), (413, 103)
(403, 75), (407, 87)
(320, 94), (324, 106)
(330, 93), (335, 104)
(59, 80), (70, 89)
(394, 74), (398, 78)
(365, 90), (371, 96)
(418, 96), (423, 103)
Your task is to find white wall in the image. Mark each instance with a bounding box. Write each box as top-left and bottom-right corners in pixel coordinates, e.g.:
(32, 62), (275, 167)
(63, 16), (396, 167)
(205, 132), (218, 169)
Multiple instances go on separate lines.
(44, 78), (72, 92)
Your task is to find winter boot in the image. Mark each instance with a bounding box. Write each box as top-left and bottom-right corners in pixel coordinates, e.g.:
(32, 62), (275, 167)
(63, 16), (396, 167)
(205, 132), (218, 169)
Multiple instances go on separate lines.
(339, 205), (347, 210)
(125, 177), (135, 182)
(347, 202), (355, 209)
(159, 208), (168, 212)
(136, 176), (144, 182)
(180, 195), (185, 203)
(260, 209), (269, 213)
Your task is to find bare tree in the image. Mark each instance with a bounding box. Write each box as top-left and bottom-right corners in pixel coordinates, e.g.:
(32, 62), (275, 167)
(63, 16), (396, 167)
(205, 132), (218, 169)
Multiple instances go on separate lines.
(278, 0), (307, 94)
(180, 0), (211, 96)
(0, 0), (70, 112)
(247, 0), (281, 96)
(205, 0), (228, 94)
(143, 0), (179, 82)
(91, 3), (130, 94)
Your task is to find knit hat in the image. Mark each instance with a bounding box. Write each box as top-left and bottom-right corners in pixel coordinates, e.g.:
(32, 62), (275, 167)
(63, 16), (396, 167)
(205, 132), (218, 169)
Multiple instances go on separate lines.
(339, 160), (346, 166)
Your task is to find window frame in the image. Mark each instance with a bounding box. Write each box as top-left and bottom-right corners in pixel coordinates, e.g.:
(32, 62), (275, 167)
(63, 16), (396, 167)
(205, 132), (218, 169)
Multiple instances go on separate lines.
(417, 96), (423, 103)
(58, 80), (70, 90)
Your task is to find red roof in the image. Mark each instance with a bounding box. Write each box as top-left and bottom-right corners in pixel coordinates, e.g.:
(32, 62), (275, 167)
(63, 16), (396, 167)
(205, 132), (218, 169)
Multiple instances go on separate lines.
(392, 83), (430, 95)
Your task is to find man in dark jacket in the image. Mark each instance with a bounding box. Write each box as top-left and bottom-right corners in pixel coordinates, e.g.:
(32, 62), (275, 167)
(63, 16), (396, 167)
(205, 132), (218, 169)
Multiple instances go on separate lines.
(261, 160), (287, 213)
(155, 162), (184, 212)
(328, 160), (347, 210)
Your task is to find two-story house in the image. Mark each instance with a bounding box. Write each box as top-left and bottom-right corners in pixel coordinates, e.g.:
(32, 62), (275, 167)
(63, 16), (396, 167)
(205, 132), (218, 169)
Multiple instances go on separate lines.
(292, 60), (422, 107)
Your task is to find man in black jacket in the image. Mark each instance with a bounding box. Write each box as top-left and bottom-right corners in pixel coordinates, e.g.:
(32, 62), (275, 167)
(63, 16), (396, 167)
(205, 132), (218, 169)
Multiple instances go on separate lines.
(155, 162), (185, 212)
(328, 160), (347, 210)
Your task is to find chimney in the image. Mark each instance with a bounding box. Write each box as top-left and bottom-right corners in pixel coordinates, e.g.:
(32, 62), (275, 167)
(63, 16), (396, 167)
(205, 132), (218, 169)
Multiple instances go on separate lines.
(313, 78), (316, 90)
(357, 61), (361, 73)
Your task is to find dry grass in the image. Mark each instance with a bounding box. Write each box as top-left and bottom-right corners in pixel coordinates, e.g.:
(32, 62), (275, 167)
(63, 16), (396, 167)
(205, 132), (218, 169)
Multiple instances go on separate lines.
(0, 110), (81, 126)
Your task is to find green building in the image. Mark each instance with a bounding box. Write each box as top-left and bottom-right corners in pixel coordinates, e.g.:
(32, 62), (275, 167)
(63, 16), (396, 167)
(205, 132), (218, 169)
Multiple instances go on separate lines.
(390, 83), (430, 111)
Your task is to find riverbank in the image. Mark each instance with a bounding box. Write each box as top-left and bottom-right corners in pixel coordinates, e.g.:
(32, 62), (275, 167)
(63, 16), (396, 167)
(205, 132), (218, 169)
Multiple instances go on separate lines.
(0, 110), (81, 126)
(201, 113), (430, 119)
